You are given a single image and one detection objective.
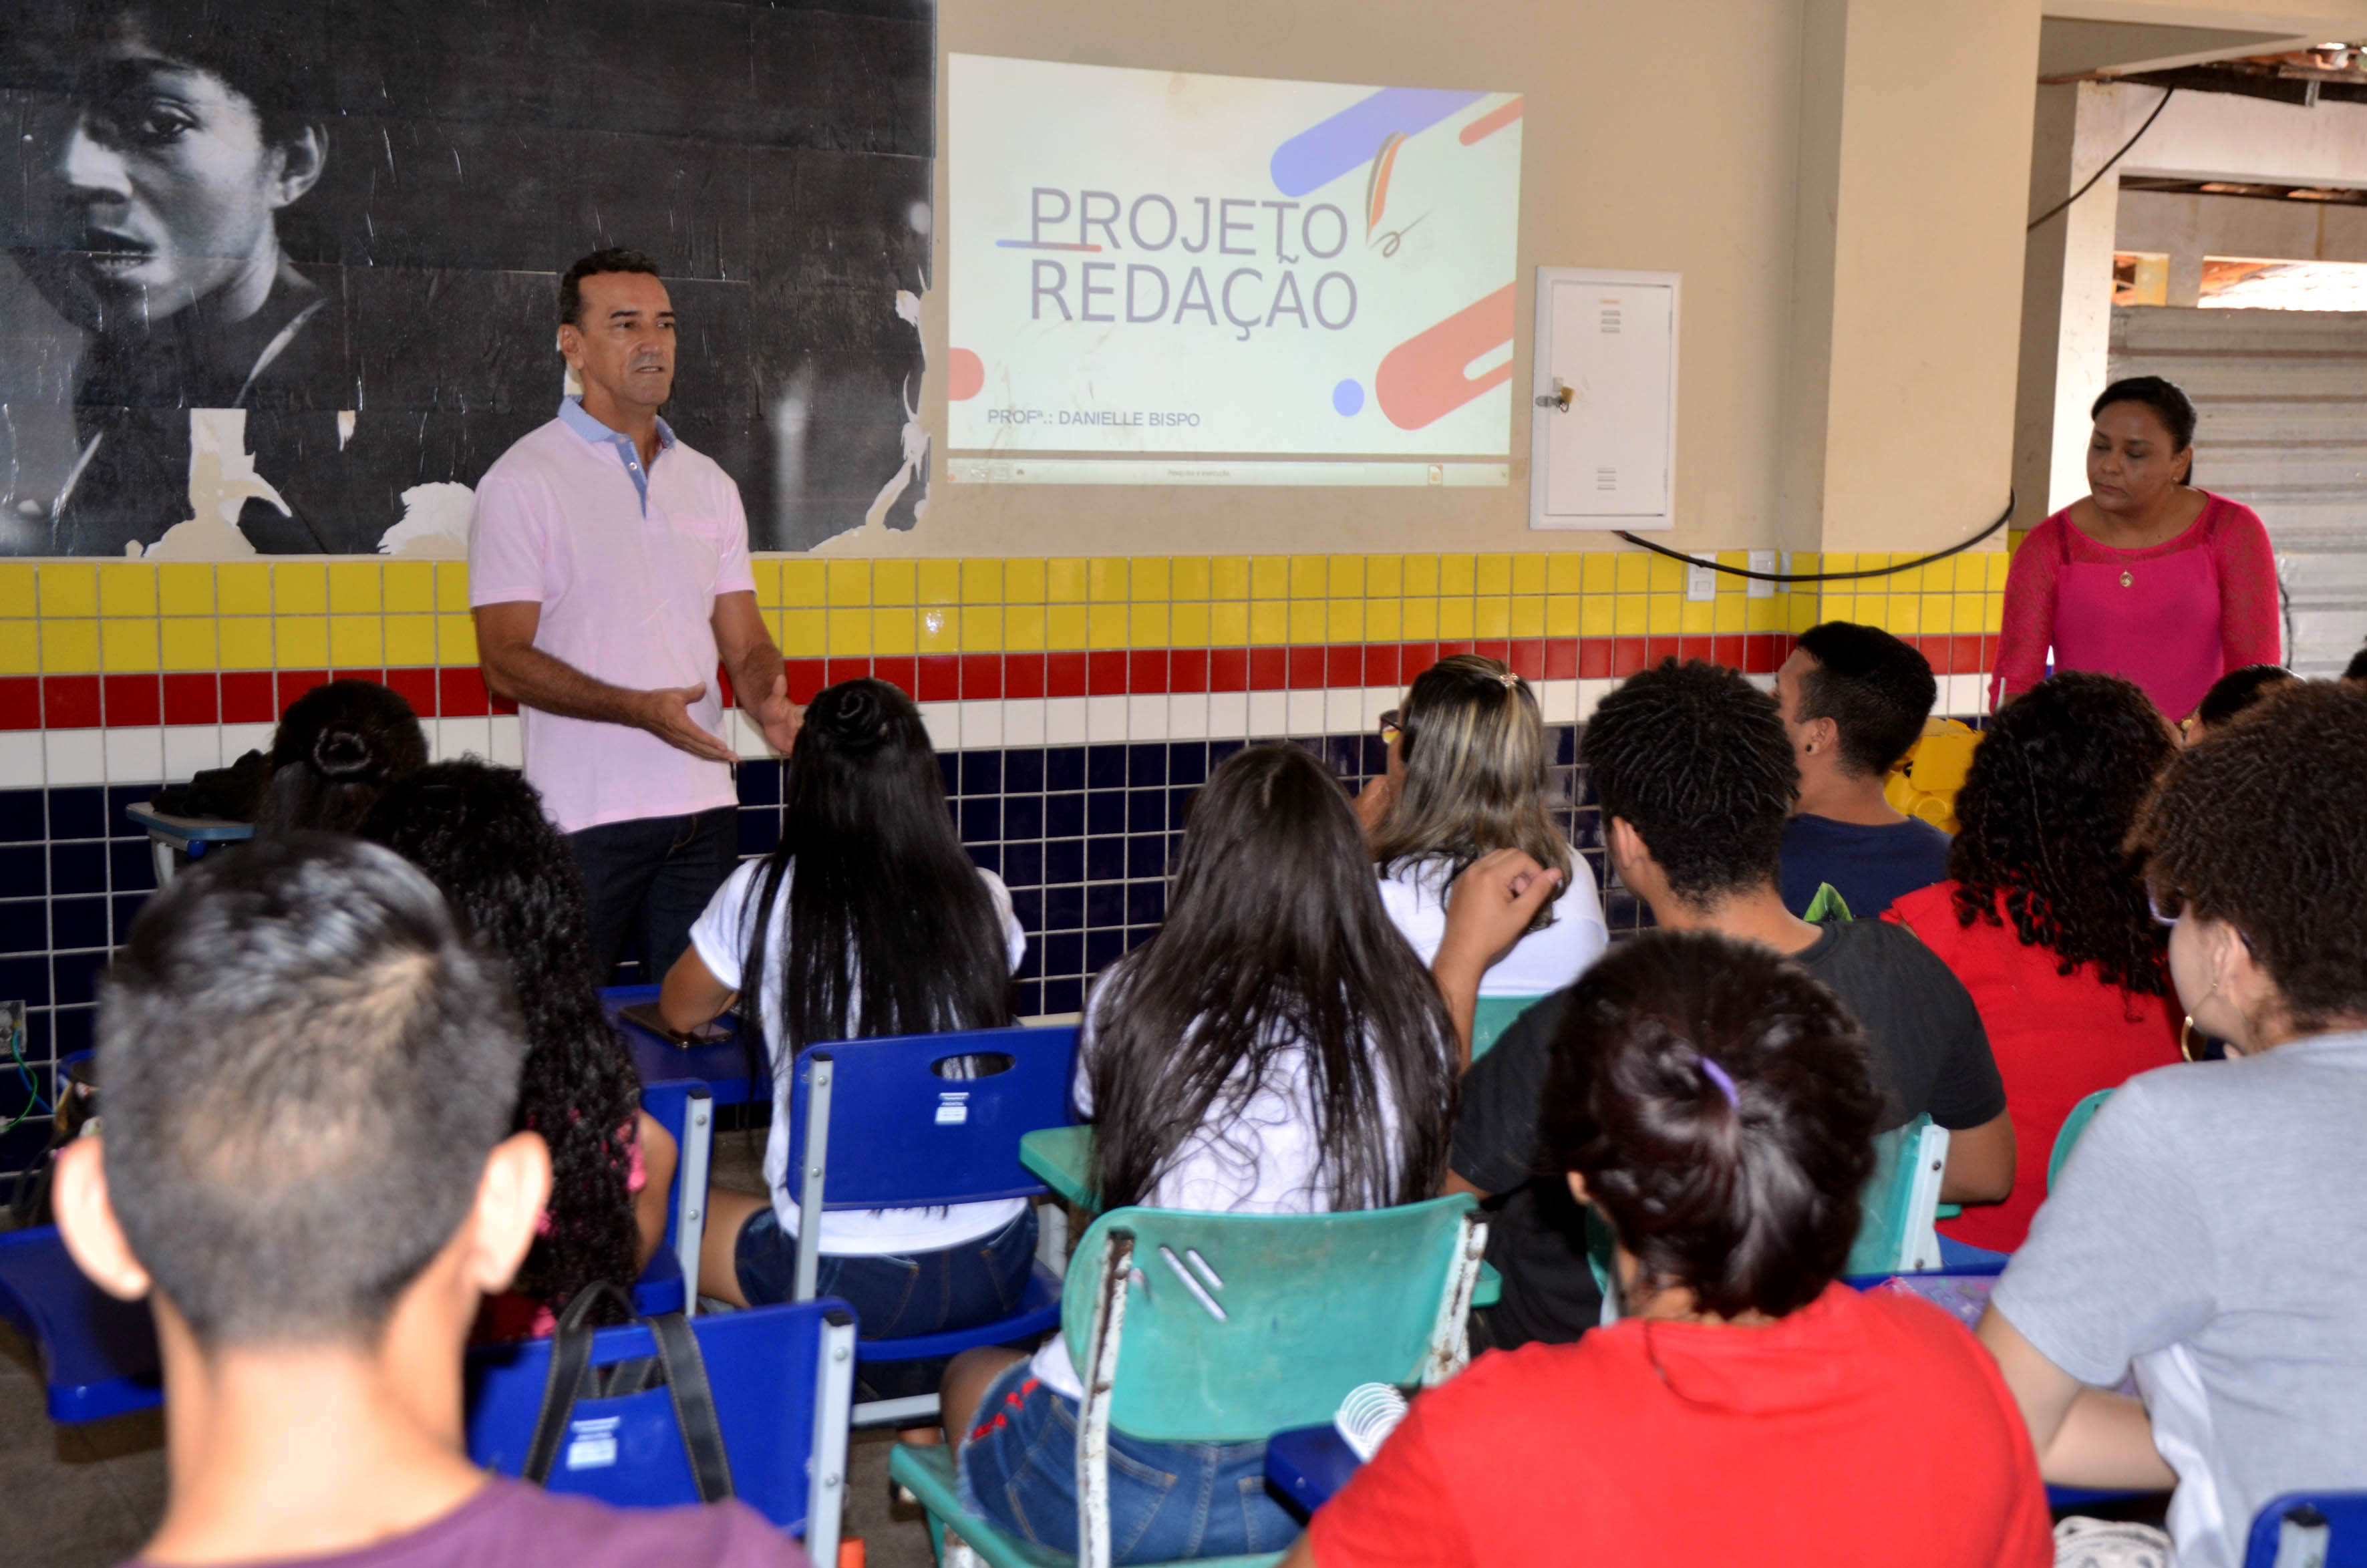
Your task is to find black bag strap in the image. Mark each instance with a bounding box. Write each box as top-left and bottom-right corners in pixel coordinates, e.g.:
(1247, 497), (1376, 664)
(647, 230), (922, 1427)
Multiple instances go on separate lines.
(522, 1281), (641, 1486)
(649, 1305), (736, 1503)
(520, 1281), (734, 1504)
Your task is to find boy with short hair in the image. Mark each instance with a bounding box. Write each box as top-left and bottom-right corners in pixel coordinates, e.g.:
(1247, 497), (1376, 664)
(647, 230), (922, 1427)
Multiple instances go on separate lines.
(1776, 621), (1951, 919)
(53, 835), (803, 1568)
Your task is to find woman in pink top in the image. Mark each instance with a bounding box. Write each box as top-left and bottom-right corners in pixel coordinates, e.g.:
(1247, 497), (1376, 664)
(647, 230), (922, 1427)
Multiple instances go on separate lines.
(1993, 376), (2279, 721)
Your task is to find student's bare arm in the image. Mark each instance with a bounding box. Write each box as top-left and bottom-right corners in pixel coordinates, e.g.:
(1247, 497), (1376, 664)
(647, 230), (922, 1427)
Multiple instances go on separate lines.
(1977, 1305), (2177, 1489)
(631, 1111), (678, 1267)
(659, 945), (736, 1036)
(474, 600), (734, 763)
(711, 591), (801, 754)
(1939, 1111), (2016, 1204)
(1432, 849), (1561, 1070)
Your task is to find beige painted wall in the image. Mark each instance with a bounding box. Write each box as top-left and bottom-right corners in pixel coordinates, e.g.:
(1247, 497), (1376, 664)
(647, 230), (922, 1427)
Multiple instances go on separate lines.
(852, 0), (1809, 559)
(848, 0), (2046, 562)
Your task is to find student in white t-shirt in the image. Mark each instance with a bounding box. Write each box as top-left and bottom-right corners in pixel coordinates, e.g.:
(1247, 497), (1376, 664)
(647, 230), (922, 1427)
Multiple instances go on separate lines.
(933, 743), (1457, 1564)
(659, 679), (1032, 1360)
(1360, 654), (1606, 1039)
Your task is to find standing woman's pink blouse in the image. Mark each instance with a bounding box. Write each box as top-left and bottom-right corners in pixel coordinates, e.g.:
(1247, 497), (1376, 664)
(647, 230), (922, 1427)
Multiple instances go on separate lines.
(1991, 493), (2279, 720)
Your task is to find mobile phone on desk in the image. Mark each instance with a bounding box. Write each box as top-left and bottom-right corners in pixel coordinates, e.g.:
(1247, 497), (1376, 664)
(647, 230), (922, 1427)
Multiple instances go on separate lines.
(617, 1001), (733, 1048)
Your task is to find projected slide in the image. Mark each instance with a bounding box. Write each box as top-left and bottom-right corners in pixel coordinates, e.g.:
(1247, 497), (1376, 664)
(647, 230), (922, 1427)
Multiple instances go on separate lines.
(947, 54), (1523, 486)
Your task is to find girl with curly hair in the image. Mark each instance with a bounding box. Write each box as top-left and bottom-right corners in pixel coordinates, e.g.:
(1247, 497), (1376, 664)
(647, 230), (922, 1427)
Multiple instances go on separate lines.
(363, 761), (676, 1334)
(1884, 671), (2181, 1253)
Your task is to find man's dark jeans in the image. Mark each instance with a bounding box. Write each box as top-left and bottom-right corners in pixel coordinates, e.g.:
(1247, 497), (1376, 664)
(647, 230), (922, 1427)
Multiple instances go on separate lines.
(567, 806), (738, 983)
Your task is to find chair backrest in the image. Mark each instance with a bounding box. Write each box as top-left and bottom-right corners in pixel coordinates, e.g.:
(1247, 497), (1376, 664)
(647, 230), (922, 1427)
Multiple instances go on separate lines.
(2242, 1491), (2367, 1568)
(1470, 995), (1548, 1062)
(639, 1079), (715, 1310)
(788, 1023), (1080, 1210)
(2048, 1088), (2114, 1194)
(1059, 1195), (1486, 1443)
(465, 1297), (854, 1559)
(1847, 1115), (1949, 1276)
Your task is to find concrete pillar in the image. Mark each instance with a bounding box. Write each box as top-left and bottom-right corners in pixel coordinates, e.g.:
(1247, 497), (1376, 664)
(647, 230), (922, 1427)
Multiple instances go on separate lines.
(2014, 82), (2129, 530)
(1782, 0), (2044, 557)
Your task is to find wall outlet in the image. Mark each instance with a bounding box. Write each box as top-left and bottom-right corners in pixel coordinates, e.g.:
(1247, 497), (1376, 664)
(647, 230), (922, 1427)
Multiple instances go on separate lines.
(1685, 557), (1718, 602)
(1748, 550), (1777, 599)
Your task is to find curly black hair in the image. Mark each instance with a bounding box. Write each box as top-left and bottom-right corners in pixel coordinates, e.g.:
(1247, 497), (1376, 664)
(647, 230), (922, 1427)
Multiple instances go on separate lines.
(1539, 930), (1882, 1320)
(1579, 659), (1797, 903)
(2132, 679), (2367, 1032)
(2194, 664), (2293, 731)
(1948, 672), (2173, 998)
(361, 761), (642, 1324)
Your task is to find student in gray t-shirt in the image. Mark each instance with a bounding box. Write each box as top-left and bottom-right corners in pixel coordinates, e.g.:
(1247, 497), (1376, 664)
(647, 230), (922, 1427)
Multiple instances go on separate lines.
(1978, 681), (2367, 1568)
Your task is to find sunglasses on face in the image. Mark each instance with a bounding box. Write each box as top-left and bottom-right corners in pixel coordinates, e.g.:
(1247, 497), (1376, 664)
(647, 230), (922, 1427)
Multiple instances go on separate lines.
(1378, 710), (1402, 744)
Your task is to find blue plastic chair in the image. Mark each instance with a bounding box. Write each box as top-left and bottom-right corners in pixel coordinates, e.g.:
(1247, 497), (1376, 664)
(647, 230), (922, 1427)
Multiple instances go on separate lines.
(603, 983), (759, 1109)
(0, 1080), (716, 1424)
(889, 1195), (1490, 1568)
(786, 1023), (1080, 1426)
(466, 1296), (857, 1563)
(2243, 1492), (2367, 1567)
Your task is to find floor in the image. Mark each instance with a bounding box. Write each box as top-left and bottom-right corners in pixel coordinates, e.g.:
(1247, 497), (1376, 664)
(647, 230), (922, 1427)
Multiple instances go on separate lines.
(0, 1126), (941, 1568)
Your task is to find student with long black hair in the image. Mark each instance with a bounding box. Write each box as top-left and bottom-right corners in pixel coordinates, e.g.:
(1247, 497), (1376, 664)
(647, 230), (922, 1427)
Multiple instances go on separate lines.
(938, 743), (1457, 1564)
(362, 760), (676, 1336)
(659, 678), (1031, 1334)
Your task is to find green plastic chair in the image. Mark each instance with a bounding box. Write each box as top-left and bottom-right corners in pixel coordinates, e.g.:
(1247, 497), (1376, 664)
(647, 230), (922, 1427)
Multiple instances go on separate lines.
(2048, 1089), (2114, 1193)
(887, 1195), (1490, 1568)
(1470, 994), (1549, 1062)
(1589, 1114), (1950, 1312)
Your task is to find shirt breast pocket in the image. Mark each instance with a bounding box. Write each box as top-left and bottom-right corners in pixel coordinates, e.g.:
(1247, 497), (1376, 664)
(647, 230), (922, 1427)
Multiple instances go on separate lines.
(663, 512), (731, 587)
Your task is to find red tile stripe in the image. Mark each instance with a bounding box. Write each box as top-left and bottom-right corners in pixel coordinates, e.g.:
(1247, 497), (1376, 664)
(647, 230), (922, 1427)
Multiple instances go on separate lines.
(0, 633), (2000, 732)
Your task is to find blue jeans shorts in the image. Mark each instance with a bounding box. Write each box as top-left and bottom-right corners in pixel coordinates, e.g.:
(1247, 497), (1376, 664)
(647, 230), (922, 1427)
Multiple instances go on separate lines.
(733, 1205), (1038, 1338)
(955, 1358), (1300, 1563)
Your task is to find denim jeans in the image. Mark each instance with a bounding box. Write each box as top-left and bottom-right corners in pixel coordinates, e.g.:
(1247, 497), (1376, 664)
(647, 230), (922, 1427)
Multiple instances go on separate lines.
(956, 1360), (1299, 1563)
(735, 1206), (1042, 1402)
(566, 806), (738, 981)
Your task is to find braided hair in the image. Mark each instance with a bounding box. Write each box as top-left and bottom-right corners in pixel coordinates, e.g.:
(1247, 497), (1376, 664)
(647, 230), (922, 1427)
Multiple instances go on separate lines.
(362, 762), (641, 1324)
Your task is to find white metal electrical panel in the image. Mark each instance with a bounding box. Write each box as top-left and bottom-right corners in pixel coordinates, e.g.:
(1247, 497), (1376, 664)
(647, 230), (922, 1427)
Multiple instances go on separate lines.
(1529, 267), (1679, 531)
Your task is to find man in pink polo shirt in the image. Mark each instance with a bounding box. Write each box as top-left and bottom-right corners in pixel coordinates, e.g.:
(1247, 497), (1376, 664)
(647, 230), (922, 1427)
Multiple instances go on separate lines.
(469, 248), (801, 980)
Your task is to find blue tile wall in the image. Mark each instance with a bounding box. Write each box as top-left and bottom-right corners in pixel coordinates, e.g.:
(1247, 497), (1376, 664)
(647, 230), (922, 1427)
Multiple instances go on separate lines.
(0, 725), (1633, 1174)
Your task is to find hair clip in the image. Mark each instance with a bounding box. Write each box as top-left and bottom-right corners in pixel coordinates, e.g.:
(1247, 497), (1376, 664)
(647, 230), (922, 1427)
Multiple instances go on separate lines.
(1696, 1054), (1740, 1110)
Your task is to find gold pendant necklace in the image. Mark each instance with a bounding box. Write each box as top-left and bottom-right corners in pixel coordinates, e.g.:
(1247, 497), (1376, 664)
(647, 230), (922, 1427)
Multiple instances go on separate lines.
(2120, 569), (2133, 588)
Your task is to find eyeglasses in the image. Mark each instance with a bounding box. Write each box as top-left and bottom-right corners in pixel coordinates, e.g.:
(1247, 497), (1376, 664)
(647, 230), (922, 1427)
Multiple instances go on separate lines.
(2148, 888), (2183, 928)
(1378, 709), (1402, 744)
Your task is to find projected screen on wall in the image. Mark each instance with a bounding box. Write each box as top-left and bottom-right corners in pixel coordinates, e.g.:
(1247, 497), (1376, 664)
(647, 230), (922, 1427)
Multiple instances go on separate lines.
(947, 54), (1523, 487)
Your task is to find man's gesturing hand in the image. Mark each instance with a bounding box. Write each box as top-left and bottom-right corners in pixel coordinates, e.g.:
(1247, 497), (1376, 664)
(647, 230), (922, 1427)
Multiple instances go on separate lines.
(754, 671), (803, 755)
(636, 685), (738, 764)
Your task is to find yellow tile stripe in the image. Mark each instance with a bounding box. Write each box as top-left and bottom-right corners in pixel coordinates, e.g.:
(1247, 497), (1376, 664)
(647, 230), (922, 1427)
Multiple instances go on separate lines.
(0, 553), (2010, 676)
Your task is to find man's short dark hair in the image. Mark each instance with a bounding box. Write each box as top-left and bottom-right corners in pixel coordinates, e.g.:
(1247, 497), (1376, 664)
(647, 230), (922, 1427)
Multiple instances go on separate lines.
(1540, 930), (1883, 1319)
(559, 248), (663, 329)
(98, 836), (526, 1347)
(1793, 622), (1937, 778)
(1581, 659), (1796, 903)
(2344, 643), (2367, 683)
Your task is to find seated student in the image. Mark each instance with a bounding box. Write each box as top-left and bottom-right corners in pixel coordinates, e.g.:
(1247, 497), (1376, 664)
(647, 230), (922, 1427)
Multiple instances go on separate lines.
(1775, 622), (1951, 918)
(1887, 673), (2181, 1256)
(50, 836), (800, 1568)
(1289, 931), (2052, 1568)
(660, 679), (1033, 1342)
(1981, 679), (2367, 1568)
(1364, 655), (1607, 1030)
(1440, 660), (2012, 1347)
(2181, 661), (2291, 744)
(253, 677), (429, 836)
(363, 760), (679, 1337)
(938, 744), (1456, 1564)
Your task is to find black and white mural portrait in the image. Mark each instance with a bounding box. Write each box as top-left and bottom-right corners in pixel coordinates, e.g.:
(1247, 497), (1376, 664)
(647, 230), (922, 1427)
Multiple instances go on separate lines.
(0, 0), (933, 556)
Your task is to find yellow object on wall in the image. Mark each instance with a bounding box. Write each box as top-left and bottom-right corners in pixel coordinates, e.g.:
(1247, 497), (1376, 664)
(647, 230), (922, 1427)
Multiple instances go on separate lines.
(1883, 718), (1984, 835)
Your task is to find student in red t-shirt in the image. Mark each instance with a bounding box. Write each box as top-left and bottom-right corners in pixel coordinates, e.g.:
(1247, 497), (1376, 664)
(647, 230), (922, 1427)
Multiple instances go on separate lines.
(1287, 930), (2051, 1568)
(1887, 671), (2183, 1255)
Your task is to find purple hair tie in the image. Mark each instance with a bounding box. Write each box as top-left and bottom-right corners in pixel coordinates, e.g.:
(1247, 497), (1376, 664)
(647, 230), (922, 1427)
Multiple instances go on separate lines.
(1697, 1056), (1740, 1110)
